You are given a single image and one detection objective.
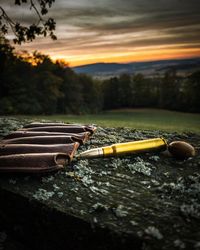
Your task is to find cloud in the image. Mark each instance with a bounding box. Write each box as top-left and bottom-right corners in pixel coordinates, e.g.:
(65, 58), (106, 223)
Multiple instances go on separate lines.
(2, 0), (199, 65)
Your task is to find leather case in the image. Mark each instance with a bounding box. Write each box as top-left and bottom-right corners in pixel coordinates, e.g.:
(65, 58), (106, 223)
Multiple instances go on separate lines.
(0, 143), (79, 161)
(23, 122), (96, 132)
(20, 124), (96, 134)
(3, 131), (90, 142)
(2, 134), (87, 145)
(0, 153), (68, 173)
(0, 122), (96, 173)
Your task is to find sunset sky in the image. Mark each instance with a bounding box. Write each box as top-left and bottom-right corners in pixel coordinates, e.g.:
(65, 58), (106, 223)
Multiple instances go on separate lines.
(2, 0), (200, 66)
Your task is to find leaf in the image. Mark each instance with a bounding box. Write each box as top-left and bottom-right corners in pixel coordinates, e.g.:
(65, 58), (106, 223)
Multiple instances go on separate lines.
(15, 0), (21, 5)
(1, 24), (8, 34)
(41, 7), (48, 15)
(50, 34), (57, 40)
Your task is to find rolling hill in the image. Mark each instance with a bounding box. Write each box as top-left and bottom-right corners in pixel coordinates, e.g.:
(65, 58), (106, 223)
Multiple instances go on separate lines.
(73, 58), (200, 78)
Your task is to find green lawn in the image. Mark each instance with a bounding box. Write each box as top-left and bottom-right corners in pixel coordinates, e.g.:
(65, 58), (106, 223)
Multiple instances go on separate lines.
(13, 109), (200, 134)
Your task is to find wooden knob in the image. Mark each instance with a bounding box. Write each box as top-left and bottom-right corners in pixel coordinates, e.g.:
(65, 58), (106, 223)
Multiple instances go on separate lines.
(168, 141), (196, 160)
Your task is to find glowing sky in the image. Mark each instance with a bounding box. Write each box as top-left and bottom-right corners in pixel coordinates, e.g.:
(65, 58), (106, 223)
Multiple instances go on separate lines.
(2, 0), (200, 66)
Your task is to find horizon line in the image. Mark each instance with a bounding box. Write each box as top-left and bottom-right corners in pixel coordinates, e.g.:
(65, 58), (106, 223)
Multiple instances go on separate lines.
(71, 55), (200, 68)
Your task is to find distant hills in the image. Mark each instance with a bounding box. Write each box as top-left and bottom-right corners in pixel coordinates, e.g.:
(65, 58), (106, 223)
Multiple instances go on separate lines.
(73, 58), (200, 78)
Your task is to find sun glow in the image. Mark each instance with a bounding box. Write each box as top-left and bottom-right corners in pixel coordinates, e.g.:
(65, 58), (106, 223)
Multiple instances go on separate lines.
(50, 46), (200, 67)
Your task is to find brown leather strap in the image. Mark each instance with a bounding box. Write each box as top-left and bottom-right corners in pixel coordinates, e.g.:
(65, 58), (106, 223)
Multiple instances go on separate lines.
(1, 135), (86, 145)
(0, 142), (79, 161)
(0, 122), (96, 173)
(4, 131), (90, 143)
(20, 125), (96, 134)
(0, 153), (68, 173)
(23, 122), (73, 128)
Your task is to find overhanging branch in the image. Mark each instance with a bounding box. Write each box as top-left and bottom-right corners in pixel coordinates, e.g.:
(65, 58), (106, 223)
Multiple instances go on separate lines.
(0, 0), (56, 44)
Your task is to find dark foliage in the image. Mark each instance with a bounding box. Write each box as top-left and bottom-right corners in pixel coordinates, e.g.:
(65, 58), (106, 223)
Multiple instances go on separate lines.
(0, 0), (56, 44)
(102, 70), (200, 113)
(0, 38), (199, 115)
(0, 38), (102, 114)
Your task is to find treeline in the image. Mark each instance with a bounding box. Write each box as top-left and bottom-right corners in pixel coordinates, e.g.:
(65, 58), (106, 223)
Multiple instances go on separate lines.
(0, 38), (199, 114)
(103, 71), (200, 112)
(0, 38), (102, 115)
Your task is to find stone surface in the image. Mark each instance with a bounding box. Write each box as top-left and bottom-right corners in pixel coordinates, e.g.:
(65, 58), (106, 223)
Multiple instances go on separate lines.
(0, 117), (200, 250)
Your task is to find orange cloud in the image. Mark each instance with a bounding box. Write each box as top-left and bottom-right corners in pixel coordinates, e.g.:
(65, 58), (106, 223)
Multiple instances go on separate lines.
(11, 0), (200, 67)
(50, 46), (200, 67)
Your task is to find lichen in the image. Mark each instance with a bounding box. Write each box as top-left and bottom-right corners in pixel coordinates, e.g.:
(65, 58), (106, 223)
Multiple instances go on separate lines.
(53, 184), (60, 191)
(174, 239), (186, 249)
(90, 202), (109, 213)
(127, 157), (152, 176)
(9, 179), (16, 184)
(76, 197), (82, 203)
(57, 192), (64, 198)
(157, 173), (200, 220)
(130, 220), (138, 226)
(145, 226), (163, 240)
(114, 204), (129, 218)
(149, 155), (160, 162)
(81, 175), (94, 186)
(42, 176), (55, 183)
(151, 179), (160, 186)
(180, 203), (200, 219)
(33, 188), (54, 201)
(0, 118), (24, 136)
(93, 217), (98, 223)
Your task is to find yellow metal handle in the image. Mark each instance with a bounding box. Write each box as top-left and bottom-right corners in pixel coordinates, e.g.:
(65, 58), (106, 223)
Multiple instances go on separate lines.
(102, 138), (167, 157)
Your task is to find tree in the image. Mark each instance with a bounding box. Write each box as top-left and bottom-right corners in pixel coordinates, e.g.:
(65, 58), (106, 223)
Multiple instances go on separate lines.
(118, 74), (133, 108)
(132, 74), (158, 108)
(102, 77), (121, 109)
(159, 68), (180, 110)
(0, 37), (17, 113)
(56, 66), (84, 114)
(78, 74), (103, 113)
(0, 0), (56, 44)
(33, 71), (63, 114)
(182, 71), (200, 112)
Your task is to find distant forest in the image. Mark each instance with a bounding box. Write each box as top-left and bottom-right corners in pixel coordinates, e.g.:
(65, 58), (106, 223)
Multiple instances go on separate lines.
(0, 38), (199, 115)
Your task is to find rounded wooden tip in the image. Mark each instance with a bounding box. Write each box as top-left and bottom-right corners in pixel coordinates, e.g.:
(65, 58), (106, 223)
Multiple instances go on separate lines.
(168, 141), (196, 160)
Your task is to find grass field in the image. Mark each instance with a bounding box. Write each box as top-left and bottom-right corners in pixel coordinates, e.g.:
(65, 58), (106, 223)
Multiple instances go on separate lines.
(14, 109), (200, 134)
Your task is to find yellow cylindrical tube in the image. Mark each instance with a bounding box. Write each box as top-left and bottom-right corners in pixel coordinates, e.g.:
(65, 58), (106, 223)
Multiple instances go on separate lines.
(102, 146), (113, 155)
(102, 138), (167, 157)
